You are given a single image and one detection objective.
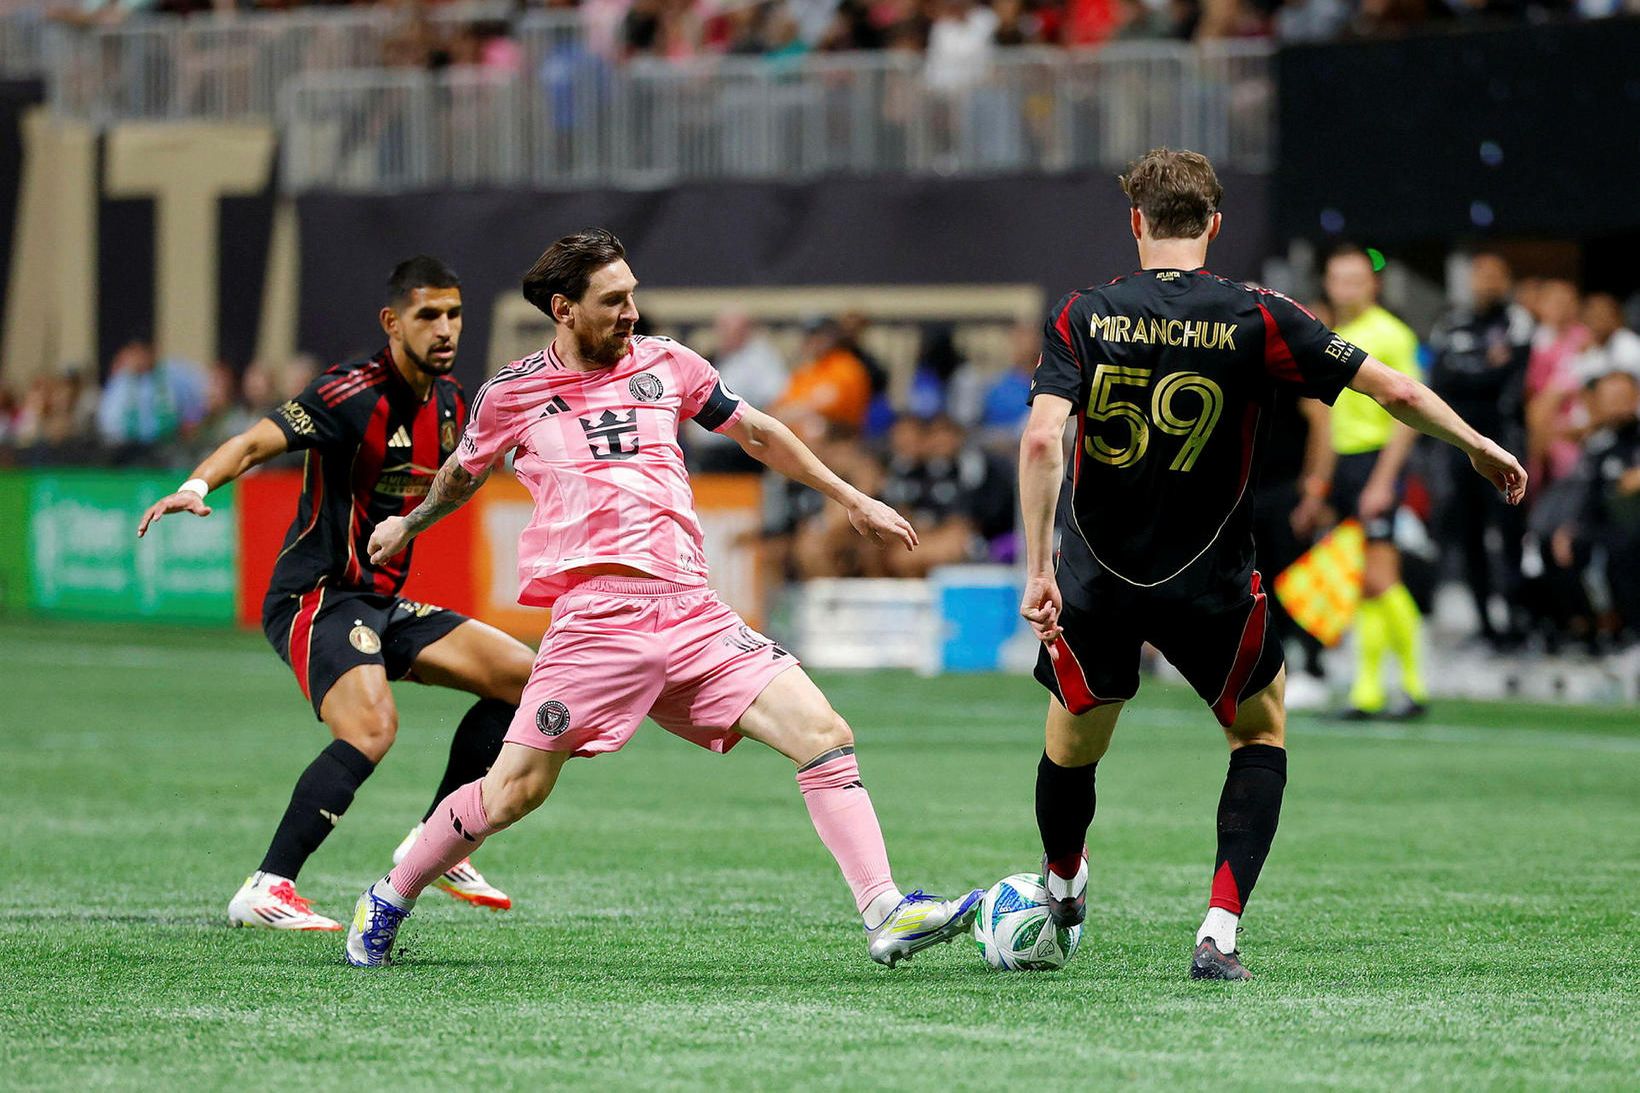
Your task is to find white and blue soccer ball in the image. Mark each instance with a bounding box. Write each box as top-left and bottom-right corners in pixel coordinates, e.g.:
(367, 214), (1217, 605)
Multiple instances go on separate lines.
(972, 872), (1082, 971)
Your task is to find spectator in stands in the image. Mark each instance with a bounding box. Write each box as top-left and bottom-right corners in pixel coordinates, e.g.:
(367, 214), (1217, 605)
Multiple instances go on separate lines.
(925, 0), (998, 90)
(906, 324), (984, 424)
(880, 412), (1014, 575)
(1524, 278), (1590, 488)
(836, 309), (894, 435)
(1570, 292), (1640, 386)
(775, 421), (890, 579)
(1552, 369), (1640, 642)
(974, 320), (1038, 451)
(690, 309), (789, 471)
(10, 369), (98, 458)
(1427, 251), (1534, 646)
(774, 315), (872, 431)
(96, 337), (207, 451)
(188, 361), (258, 457)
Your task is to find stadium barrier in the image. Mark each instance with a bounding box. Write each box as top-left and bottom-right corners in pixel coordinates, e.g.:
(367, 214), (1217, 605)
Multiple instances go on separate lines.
(0, 467), (764, 640)
(280, 42), (1273, 192)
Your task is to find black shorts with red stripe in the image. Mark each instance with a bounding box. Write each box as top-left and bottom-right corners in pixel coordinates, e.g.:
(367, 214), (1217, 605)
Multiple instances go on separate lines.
(1034, 562), (1284, 729)
(263, 589), (468, 719)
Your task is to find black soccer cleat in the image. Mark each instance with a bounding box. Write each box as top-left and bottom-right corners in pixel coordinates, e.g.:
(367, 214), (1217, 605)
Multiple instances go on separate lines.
(1189, 938), (1252, 981)
(1041, 853), (1087, 929)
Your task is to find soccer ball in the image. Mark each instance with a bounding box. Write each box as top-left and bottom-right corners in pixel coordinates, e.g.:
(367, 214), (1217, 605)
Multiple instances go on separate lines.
(971, 872), (1082, 971)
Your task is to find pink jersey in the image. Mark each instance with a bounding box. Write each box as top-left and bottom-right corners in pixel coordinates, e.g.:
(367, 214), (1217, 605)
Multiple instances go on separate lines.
(456, 335), (746, 606)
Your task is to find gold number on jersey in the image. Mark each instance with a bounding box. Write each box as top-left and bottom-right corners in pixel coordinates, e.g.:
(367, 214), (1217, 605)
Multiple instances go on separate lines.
(1085, 365), (1152, 467)
(1152, 373), (1224, 472)
(1084, 364), (1225, 472)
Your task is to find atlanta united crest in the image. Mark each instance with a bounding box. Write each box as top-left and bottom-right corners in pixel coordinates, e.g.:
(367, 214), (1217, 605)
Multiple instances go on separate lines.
(349, 624), (381, 655)
(536, 700), (571, 737)
(629, 372), (664, 402)
(440, 418), (458, 452)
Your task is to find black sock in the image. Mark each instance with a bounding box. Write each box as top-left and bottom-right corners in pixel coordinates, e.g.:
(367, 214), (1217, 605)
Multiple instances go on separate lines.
(1035, 752), (1098, 874)
(258, 739), (376, 879)
(423, 698), (514, 821)
(1209, 744), (1287, 914)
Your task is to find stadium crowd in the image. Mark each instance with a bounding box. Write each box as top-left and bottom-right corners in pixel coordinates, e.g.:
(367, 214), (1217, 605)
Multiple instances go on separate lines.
(38, 0), (1640, 63)
(4, 255), (1640, 651)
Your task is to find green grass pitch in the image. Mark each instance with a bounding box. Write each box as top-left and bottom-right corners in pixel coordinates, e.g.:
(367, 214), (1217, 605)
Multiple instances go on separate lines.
(3, 619), (1637, 1089)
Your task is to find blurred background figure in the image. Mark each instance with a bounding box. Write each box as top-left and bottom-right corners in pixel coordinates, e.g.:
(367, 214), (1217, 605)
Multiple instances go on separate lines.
(775, 316), (872, 432)
(690, 309), (788, 472)
(1427, 253), (1535, 648)
(95, 337), (207, 456)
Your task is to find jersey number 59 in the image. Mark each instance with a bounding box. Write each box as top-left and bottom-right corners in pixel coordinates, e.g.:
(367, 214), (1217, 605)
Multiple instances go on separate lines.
(1085, 363), (1224, 472)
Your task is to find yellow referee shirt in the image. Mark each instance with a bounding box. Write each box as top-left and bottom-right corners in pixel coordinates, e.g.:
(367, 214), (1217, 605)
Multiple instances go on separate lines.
(1331, 305), (1421, 455)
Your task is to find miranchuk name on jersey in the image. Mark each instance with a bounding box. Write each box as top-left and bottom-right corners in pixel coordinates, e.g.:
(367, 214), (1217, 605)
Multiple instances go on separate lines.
(1030, 268), (1367, 597)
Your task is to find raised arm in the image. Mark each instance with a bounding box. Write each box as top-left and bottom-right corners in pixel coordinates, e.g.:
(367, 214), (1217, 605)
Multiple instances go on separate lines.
(1350, 357), (1526, 504)
(366, 451), (491, 564)
(135, 418), (290, 537)
(1018, 393), (1073, 646)
(721, 405), (917, 551)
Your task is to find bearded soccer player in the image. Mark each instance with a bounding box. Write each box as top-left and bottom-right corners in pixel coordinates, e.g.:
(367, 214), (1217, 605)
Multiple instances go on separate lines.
(1018, 150), (1526, 980)
(137, 257), (534, 930)
(344, 229), (983, 968)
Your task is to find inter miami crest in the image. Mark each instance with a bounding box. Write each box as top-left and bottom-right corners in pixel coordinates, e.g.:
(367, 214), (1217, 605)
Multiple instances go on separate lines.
(629, 372), (664, 402)
(536, 700), (571, 737)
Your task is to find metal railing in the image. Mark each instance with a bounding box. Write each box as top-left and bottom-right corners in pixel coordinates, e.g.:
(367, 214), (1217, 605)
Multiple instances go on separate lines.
(282, 41), (1274, 193)
(42, 3), (530, 123)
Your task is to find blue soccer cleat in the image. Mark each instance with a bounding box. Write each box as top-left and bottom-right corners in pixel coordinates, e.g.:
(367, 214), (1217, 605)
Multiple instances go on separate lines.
(345, 878), (414, 967)
(866, 888), (985, 967)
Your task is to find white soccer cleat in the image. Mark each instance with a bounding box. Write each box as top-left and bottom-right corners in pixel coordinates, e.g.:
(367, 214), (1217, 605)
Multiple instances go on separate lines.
(393, 824), (512, 910)
(1042, 852), (1088, 929)
(345, 878), (414, 967)
(865, 888), (985, 967)
(227, 871), (342, 931)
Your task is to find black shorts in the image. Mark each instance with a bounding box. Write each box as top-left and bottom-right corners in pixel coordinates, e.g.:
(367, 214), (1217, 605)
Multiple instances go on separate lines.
(1330, 450), (1402, 542)
(1034, 569), (1284, 728)
(263, 589), (469, 719)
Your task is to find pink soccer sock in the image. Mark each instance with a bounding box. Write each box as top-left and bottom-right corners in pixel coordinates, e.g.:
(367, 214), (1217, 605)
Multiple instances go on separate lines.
(386, 778), (497, 900)
(796, 747), (898, 914)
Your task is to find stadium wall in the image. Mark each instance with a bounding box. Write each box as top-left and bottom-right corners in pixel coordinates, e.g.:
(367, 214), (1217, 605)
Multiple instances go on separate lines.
(294, 172), (1271, 389)
(0, 468), (762, 637)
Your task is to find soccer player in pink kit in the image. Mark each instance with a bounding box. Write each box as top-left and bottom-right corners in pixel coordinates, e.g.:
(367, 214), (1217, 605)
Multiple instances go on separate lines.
(346, 229), (983, 968)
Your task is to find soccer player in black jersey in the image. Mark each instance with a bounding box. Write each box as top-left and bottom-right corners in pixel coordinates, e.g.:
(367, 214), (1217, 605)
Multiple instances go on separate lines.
(137, 257), (535, 930)
(1018, 150), (1526, 979)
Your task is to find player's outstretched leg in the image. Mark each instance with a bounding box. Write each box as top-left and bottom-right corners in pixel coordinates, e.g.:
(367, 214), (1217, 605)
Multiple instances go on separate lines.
(1193, 671), (1288, 981)
(734, 668), (982, 967)
(347, 743), (564, 967)
(1036, 697), (1122, 930)
(231, 667), (401, 931)
(391, 698), (517, 910)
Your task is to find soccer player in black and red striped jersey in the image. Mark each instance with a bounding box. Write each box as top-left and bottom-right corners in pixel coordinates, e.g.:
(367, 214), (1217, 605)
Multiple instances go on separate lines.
(1018, 150), (1527, 979)
(137, 256), (535, 931)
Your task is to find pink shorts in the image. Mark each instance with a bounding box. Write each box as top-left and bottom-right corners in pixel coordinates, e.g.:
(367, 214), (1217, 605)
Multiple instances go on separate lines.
(506, 576), (800, 758)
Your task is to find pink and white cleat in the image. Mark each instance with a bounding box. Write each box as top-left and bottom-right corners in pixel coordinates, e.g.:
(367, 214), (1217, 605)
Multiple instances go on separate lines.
(393, 824), (512, 910)
(227, 871), (342, 931)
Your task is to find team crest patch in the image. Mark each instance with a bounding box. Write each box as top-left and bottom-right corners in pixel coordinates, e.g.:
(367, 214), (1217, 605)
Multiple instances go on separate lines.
(629, 372), (664, 403)
(440, 418), (458, 452)
(536, 700), (571, 737)
(349, 624), (382, 655)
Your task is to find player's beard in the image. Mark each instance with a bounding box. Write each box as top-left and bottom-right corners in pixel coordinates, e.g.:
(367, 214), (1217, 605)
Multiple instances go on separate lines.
(405, 341), (457, 376)
(580, 326), (632, 367)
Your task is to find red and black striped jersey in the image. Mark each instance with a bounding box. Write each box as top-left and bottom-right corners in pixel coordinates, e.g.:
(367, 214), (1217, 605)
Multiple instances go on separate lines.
(1030, 268), (1366, 599)
(262, 348), (467, 603)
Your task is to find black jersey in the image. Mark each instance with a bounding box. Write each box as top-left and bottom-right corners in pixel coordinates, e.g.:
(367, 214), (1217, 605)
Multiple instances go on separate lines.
(1030, 268), (1366, 599)
(262, 348), (467, 605)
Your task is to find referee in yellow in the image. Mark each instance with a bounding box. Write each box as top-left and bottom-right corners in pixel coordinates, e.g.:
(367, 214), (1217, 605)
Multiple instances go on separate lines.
(1294, 245), (1429, 718)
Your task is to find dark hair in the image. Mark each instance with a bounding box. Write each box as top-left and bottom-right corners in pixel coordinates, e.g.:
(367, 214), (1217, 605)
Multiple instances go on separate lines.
(388, 255), (461, 308)
(1118, 148), (1223, 240)
(522, 229), (627, 317)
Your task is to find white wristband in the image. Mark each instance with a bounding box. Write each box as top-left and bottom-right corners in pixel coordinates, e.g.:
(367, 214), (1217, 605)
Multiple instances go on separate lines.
(178, 478), (210, 499)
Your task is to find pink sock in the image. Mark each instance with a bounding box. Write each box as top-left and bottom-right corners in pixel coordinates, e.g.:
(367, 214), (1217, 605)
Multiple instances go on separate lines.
(386, 779), (496, 900)
(796, 747), (898, 914)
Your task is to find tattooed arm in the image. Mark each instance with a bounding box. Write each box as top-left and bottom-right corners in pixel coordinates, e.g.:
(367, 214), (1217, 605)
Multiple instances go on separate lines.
(367, 452), (490, 564)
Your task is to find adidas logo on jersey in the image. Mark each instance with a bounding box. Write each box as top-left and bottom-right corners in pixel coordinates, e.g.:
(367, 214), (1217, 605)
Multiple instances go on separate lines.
(388, 426), (412, 447)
